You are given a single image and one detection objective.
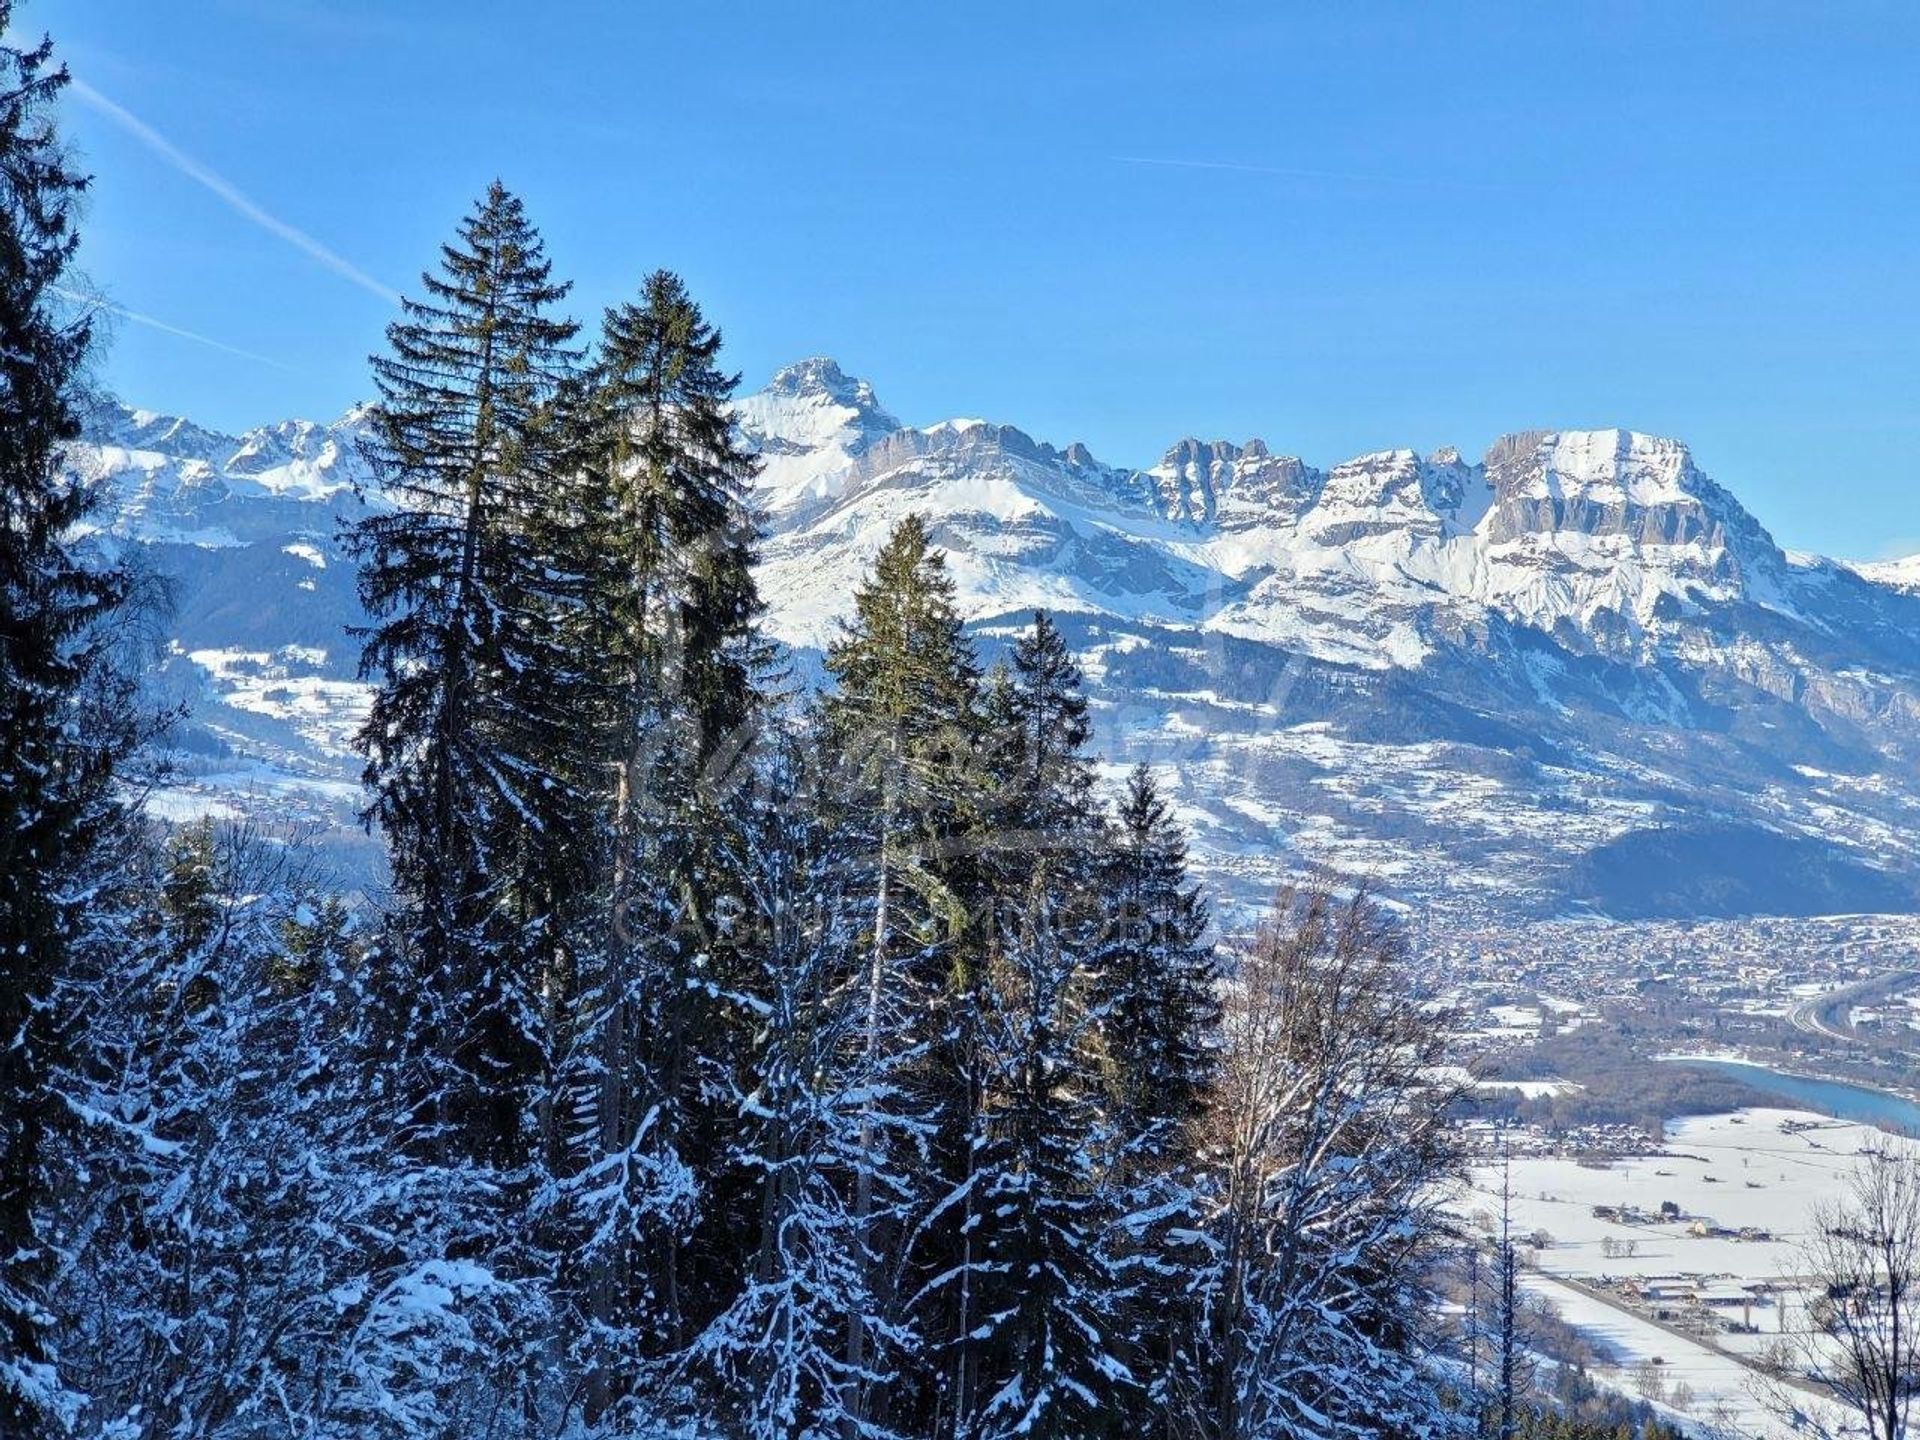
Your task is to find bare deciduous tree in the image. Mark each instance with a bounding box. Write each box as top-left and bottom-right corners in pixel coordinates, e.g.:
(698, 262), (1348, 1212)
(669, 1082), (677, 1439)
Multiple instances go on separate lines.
(1769, 1141), (1920, 1440)
(1492, 1138), (1538, 1440)
(1197, 882), (1463, 1440)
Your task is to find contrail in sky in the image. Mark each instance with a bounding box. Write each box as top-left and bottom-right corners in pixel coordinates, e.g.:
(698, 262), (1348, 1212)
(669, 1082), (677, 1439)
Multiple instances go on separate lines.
(53, 283), (300, 370)
(70, 77), (401, 306)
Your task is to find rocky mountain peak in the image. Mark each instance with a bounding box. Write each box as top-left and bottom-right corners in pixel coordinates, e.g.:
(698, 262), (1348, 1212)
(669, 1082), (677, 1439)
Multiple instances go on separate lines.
(761, 356), (888, 414)
(1485, 428), (1695, 505)
(735, 359), (902, 515)
(1479, 427), (1778, 571)
(79, 397), (236, 461)
(64, 371), (1920, 928)
(1150, 437), (1318, 528)
(1303, 448), (1459, 545)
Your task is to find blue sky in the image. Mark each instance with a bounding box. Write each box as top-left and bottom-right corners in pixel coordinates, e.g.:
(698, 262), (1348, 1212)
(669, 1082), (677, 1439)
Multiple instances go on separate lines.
(41, 0), (1920, 557)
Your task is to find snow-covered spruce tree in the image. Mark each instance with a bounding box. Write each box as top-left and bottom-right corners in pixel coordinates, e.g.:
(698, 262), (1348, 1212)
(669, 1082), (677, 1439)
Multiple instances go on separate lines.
(579, 267), (764, 775)
(547, 271), (768, 1414)
(346, 181), (585, 1173)
(962, 893), (1134, 1440)
(819, 514), (989, 1434)
(53, 821), (318, 1438)
(1092, 764), (1220, 1434)
(1096, 764), (1217, 1160)
(683, 734), (925, 1440)
(935, 611), (1138, 1439)
(0, 15), (139, 1433)
(820, 517), (985, 982)
(50, 820), (534, 1440)
(1196, 885), (1464, 1440)
(994, 612), (1099, 858)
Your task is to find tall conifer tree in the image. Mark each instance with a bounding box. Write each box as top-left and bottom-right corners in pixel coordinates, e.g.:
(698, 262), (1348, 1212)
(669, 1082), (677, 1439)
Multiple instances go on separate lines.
(1094, 764), (1218, 1431)
(0, 16), (135, 1432)
(689, 735), (919, 1440)
(998, 611), (1097, 848)
(553, 269), (767, 1398)
(821, 515), (987, 1431)
(1098, 764), (1217, 1155)
(582, 268), (764, 792)
(967, 899), (1134, 1440)
(822, 515), (983, 953)
(958, 613), (1135, 1438)
(347, 181), (583, 1170)
(977, 613), (1106, 975)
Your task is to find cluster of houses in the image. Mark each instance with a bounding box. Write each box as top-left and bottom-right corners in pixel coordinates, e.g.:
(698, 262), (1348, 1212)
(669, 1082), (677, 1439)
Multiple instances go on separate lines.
(1588, 1199), (1773, 1244)
(1428, 913), (1920, 1021)
(1458, 1117), (1652, 1160)
(1607, 1274), (1787, 1335)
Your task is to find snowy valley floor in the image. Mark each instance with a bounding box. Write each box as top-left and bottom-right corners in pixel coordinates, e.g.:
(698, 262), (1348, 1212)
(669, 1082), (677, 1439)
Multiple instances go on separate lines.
(1461, 1108), (1883, 1437)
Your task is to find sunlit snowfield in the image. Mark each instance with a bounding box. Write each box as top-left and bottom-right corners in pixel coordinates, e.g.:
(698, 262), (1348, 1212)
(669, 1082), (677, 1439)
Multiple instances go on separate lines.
(1461, 1108), (1887, 1436)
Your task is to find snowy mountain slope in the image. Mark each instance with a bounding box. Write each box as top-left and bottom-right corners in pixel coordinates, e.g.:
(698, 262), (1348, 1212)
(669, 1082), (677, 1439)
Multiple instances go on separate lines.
(72, 396), (379, 544)
(733, 357), (902, 517)
(69, 361), (1920, 920)
(68, 399), (382, 852)
(1849, 552), (1920, 596)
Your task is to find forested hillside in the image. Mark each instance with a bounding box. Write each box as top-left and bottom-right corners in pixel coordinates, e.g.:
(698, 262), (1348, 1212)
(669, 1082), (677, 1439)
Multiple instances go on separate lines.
(2, 12), (1692, 1440)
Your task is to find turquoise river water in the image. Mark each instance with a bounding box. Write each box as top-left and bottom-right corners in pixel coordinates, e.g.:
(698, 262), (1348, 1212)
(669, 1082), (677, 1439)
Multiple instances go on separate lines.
(1667, 1058), (1920, 1134)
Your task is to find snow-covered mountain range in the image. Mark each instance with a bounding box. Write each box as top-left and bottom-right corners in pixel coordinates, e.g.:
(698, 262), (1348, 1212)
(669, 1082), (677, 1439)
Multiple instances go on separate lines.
(72, 360), (1920, 924)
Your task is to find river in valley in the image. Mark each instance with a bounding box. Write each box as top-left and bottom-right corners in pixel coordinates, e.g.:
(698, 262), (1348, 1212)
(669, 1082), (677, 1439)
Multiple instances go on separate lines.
(1666, 1057), (1920, 1134)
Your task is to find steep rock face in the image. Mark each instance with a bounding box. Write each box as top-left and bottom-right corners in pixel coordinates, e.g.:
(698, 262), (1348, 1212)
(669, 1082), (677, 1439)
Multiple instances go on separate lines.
(64, 363), (1920, 922)
(1148, 438), (1320, 529)
(223, 411), (373, 491)
(1301, 448), (1472, 546)
(732, 356), (900, 516)
(1474, 429), (1777, 643)
(726, 369), (1920, 920)
(757, 414), (1212, 650)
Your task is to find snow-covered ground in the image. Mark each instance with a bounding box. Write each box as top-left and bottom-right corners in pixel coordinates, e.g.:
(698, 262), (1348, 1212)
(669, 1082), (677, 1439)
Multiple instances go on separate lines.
(1462, 1108), (1883, 1436)
(1521, 1273), (1818, 1437)
(142, 644), (374, 862)
(186, 646), (371, 757)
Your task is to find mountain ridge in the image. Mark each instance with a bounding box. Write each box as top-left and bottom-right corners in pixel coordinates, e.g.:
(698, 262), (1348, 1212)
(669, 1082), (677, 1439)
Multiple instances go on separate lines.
(69, 360), (1920, 924)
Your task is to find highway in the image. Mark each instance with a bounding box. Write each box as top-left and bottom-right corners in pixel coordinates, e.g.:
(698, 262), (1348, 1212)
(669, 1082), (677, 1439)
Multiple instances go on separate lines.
(1785, 968), (1920, 1045)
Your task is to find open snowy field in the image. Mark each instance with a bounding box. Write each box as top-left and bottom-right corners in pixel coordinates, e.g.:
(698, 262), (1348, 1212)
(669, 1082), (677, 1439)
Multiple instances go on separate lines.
(1463, 1109), (1885, 1436)
(1521, 1273), (1831, 1438)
